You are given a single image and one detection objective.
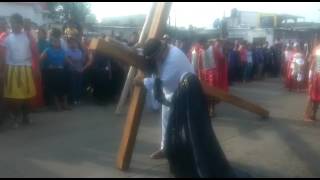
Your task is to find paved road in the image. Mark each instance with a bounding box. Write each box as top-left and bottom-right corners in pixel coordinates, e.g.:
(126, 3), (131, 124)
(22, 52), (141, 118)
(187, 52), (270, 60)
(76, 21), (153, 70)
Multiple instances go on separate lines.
(0, 78), (319, 177)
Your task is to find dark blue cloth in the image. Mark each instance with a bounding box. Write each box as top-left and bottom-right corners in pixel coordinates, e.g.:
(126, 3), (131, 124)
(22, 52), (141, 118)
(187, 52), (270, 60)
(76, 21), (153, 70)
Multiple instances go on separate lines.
(38, 39), (50, 69)
(70, 71), (83, 102)
(228, 49), (241, 82)
(45, 47), (66, 68)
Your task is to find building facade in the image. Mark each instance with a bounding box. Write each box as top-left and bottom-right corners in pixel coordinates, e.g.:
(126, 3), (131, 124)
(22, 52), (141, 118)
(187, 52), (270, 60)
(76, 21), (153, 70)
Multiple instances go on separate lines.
(223, 9), (317, 45)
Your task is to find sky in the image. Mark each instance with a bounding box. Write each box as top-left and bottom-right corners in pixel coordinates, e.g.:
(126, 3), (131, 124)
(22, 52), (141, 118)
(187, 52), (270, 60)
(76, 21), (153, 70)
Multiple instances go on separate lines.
(90, 2), (320, 29)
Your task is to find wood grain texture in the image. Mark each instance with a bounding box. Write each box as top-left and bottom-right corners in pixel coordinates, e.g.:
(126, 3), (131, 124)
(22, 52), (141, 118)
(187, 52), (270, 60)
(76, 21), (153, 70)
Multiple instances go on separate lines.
(116, 2), (172, 171)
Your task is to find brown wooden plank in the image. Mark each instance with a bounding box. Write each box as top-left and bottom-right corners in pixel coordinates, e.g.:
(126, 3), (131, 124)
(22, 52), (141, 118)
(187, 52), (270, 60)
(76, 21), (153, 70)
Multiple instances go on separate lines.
(115, 4), (156, 114)
(88, 38), (147, 71)
(116, 2), (172, 171)
(116, 83), (146, 170)
(89, 34), (270, 119)
(201, 82), (269, 118)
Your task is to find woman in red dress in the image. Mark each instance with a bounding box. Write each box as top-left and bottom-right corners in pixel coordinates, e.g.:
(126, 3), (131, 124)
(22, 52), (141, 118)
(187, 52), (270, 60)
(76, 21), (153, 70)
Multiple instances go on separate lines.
(189, 39), (218, 117)
(188, 40), (207, 82)
(0, 18), (8, 119)
(305, 42), (320, 122)
(213, 39), (229, 92)
(24, 19), (44, 110)
(284, 44), (295, 90)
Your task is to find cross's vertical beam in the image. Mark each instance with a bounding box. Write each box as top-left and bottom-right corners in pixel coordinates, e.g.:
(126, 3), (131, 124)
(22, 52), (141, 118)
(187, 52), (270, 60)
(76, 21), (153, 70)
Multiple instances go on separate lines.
(116, 2), (172, 171)
(115, 4), (156, 115)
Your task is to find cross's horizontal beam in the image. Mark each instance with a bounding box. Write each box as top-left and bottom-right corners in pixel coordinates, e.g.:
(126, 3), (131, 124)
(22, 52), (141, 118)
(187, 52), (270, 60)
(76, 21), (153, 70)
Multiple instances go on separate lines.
(89, 38), (269, 118)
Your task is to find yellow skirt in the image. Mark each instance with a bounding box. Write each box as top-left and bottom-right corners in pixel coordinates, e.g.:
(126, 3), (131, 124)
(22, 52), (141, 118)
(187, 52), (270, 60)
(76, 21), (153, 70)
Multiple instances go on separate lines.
(4, 65), (36, 99)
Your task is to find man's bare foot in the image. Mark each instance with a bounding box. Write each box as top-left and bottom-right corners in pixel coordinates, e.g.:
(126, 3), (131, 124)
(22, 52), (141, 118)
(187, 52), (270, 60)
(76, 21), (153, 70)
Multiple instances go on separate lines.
(150, 149), (166, 159)
(304, 117), (315, 122)
(62, 105), (72, 111)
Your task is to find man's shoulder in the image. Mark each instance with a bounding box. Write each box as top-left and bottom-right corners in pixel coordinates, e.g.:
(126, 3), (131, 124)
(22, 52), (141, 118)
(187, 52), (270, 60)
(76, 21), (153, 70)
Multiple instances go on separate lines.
(169, 45), (187, 57)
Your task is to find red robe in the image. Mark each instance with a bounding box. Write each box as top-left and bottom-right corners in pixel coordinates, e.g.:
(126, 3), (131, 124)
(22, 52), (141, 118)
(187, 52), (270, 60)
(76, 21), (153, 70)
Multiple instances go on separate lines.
(26, 31), (44, 109)
(0, 32), (7, 102)
(188, 43), (206, 81)
(189, 43), (219, 88)
(309, 47), (320, 102)
(0, 31), (7, 59)
(213, 44), (229, 92)
(285, 49), (295, 89)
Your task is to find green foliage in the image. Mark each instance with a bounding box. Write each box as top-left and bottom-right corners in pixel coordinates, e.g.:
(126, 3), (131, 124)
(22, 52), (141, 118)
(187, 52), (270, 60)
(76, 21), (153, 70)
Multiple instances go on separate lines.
(47, 2), (91, 24)
(101, 15), (145, 27)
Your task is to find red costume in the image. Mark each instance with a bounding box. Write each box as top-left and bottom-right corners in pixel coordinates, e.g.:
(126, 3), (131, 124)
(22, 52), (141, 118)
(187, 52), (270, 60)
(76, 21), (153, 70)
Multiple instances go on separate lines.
(188, 43), (218, 88)
(188, 43), (207, 82)
(309, 47), (320, 102)
(0, 31), (7, 59)
(213, 42), (229, 92)
(26, 31), (44, 109)
(0, 31), (7, 103)
(188, 42), (229, 92)
(0, 31), (7, 60)
(285, 49), (295, 90)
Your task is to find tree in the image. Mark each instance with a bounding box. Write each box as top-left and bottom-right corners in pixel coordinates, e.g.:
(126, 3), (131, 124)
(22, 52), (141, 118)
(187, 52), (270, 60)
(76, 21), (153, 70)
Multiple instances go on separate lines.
(220, 18), (228, 39)
(213, 18), (221, 29)
(85, 14), (97, 24)
(47, 2), (91, 25)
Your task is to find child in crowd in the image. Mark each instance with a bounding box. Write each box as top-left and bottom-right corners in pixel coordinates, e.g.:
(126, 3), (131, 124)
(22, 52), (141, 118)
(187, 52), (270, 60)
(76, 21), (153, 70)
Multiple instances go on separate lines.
(37, 27), (50, 105)
(40, 28), (71, 111)
(66, 36), (85, 105)
(243, 44), (253, 82)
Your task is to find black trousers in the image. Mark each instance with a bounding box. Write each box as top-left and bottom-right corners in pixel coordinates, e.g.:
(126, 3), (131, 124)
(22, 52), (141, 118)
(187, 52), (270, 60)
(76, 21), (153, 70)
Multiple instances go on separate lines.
(46, 69), (68, 99)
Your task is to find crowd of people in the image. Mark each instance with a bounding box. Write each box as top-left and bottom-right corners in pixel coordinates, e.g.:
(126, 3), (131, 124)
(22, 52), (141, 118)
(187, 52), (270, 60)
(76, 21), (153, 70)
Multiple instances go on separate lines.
(0, 12), (320, 127)
(0, 13), (131, 128)
(172, 37), (284, 85)
(2, 12), (320, 178)
(165, 34), (320, 122)
(162, 36), (284, 117)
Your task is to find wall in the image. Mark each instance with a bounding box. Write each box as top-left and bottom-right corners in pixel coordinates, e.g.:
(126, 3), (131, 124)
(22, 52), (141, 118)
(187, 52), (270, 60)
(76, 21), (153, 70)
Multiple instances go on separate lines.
(248, 29), (274, 44)
(240, 11), (259, 28)
(86, 25), (141, 41)
(228, 28), (275, 45)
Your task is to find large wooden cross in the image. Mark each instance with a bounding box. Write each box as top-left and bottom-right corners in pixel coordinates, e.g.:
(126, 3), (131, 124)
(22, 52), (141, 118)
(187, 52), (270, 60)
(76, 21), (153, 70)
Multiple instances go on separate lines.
(89, 2), (173, 171)
(89, 2), (269, 171)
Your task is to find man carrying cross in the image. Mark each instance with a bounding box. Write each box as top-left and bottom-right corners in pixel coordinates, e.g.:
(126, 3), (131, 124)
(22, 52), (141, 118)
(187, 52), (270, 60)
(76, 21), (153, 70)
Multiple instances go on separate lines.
(134, 38), (240, 178)
(135, 38), (194, 159)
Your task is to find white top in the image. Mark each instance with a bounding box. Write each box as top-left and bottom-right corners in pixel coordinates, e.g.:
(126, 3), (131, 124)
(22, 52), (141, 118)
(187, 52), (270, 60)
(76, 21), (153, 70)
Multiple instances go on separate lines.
(60, 38), (69, 52)
(191, 48), (197, 71)
(284, 50), (292, 62)
(293, 53), (304, 65)
(157, 45), (195, 102)
(316, 55), (320, 73)
(203, 45), (216, 69)
(2, 32), (32, 66)
(291, 52), (305, 75)
(144, 76), (161, 111)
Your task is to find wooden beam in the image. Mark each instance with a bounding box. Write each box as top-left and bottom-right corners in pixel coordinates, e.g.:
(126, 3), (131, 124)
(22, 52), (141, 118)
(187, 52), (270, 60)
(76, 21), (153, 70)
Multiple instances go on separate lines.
(89, 38), (269, 118)
(116, 2), (172, 171)
(89, 38), (147, 72)
(116, 83), (146, 170)
(115, 4), (157, 115)
(89, 2), (269, 171)
(201, 82), (269, 118)
(115, 67), (136, 114)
